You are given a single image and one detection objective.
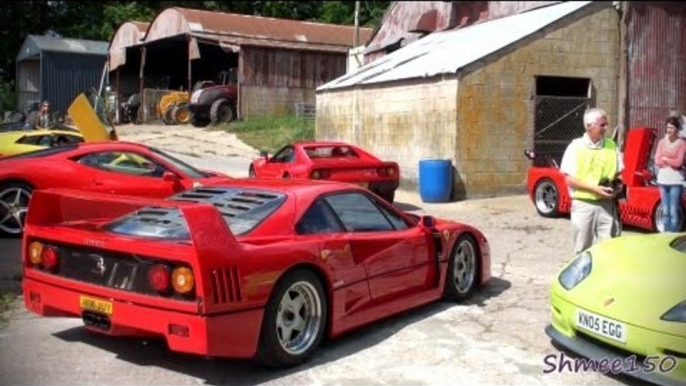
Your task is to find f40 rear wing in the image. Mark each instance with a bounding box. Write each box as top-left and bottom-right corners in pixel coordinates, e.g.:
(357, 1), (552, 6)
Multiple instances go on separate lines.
(25, 188), (240, 255)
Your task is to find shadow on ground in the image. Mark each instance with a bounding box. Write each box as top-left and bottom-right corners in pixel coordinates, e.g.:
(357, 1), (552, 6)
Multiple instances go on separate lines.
(53, 278), (511, 385)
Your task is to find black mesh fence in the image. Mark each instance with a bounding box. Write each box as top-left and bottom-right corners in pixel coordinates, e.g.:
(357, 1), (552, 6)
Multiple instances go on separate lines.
(533, 96), (590, 167)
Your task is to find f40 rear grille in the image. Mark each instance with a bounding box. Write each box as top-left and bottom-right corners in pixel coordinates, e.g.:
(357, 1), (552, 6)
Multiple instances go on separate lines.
(49, 243), (194, 302)
(211, 267), (242, 304)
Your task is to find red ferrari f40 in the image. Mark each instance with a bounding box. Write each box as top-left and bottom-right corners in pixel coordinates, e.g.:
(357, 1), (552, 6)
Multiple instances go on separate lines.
(23, 179), (490, 367)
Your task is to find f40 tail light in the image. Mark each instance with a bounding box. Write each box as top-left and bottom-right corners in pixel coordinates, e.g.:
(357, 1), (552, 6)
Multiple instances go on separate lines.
(148, 264), (171, 293)
(172, 267), (195, 294)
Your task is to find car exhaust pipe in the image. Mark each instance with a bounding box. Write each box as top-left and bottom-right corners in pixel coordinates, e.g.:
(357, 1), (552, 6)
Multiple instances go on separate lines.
(82, 311), (111, 332)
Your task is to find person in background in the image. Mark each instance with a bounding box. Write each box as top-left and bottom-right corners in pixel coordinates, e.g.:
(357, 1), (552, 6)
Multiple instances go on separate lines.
(654, 116), (686, 232)
(34, 100), (55, 129)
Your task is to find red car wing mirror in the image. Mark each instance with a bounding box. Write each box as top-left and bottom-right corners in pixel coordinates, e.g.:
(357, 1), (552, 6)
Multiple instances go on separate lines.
(420, 215), (436, 229)
(163, 171), (179, 182)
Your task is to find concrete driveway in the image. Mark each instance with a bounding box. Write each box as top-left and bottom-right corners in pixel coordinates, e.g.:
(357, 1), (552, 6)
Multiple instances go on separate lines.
(0, 125), (647, 386)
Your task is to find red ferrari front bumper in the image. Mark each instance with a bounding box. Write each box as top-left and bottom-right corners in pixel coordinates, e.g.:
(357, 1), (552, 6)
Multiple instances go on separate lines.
(23, 277), (264, 358)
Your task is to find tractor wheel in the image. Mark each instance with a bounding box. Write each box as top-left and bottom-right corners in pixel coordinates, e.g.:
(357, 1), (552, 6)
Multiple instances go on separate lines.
(162, 105), (176, 125)
(173, 104), (191, 125)
(210, 99), (235, 125)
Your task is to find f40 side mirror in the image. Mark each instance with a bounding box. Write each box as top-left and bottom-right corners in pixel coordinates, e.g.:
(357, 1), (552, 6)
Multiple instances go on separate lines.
(260, 150), (268, 159)
(420, 215), (436, 229)
(162, 171), (178, 182)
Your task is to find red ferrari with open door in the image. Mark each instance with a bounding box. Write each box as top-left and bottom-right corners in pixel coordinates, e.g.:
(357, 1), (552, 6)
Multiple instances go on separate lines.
(526, 127), (682, 232)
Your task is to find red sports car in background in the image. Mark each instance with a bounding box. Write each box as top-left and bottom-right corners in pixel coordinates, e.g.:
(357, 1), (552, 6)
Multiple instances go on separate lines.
(249, 142), (400, 203)
(22, 179), (490, 367)
(526, 127), (679, 232)
(0, 142), (231, 235)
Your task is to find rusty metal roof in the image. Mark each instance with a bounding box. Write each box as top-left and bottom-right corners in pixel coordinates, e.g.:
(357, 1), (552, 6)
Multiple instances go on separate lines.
(318, 1), (596, 91)
(131, 21), (150, 34)
(109, 21), (150, 70)
(144, 7), (373, 53)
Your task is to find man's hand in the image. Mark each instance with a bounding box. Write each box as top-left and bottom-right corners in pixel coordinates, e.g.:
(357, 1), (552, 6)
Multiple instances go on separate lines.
(565, 174), (618, 199)
(595, 186), (615, 199)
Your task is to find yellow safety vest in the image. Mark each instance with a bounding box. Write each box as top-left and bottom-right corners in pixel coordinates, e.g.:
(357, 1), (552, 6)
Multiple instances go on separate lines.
(572, 138), (618, 200)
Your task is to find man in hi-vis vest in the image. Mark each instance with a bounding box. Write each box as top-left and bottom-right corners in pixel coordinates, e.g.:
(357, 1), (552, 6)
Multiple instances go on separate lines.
(560, 108), (624, 254)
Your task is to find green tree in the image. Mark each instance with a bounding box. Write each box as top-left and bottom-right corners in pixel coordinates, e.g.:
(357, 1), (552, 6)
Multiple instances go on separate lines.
(100, 3), (157, 40)
(319, 2), (354, 25)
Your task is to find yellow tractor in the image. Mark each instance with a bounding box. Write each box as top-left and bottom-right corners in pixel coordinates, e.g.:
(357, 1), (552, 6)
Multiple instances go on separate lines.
(157, 91), (190, 125)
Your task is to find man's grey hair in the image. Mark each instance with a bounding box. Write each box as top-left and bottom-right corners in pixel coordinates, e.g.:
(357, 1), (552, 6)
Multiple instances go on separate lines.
(583, 108), (607, 129)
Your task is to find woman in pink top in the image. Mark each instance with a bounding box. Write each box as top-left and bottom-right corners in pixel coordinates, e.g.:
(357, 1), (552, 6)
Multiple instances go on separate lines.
(654, 116), (686, 232)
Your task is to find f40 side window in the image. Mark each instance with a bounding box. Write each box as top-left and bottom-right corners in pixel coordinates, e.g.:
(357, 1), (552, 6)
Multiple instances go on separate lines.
(325, 192), (393, 232)
(269, 146), (295, 163)
(296, 198), (343, 235)
(377, 202), (410, 230)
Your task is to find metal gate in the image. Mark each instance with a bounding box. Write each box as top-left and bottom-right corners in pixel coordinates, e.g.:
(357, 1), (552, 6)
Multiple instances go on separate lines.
(533, 96), (590, 167)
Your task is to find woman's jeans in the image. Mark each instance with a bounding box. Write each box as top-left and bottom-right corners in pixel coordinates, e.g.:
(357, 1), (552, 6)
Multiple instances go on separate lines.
(659, 184), (683, 232)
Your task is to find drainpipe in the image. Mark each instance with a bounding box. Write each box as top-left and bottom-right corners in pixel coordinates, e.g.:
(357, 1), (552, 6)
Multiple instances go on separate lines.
(187, 35), (192, 96)
(616, 1), (629, 150)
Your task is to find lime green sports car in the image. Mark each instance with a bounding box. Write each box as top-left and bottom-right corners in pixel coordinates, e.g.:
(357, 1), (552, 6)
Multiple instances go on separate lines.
(546, 234), (686, 386)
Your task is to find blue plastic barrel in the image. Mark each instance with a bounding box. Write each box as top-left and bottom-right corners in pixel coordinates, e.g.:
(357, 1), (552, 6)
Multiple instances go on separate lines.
(419, 159), (453, 203)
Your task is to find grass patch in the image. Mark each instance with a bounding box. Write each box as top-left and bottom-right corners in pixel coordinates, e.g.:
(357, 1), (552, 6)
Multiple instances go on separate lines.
(218, 115), (314, 154)
(0, 292), (17, 327)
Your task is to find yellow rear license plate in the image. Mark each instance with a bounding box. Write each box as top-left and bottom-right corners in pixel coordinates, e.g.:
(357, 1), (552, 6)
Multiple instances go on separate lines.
(356, 182), (369, 188)
(79, 295), (113, 315)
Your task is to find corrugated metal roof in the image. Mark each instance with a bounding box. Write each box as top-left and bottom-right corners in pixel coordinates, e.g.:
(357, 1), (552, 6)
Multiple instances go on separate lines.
(318, 1), (594, 91)
(131, 21), (150, 34)
(144, 7), (373, 53)
(17, 35), (108, 62)
(364, 2), (454, 55)
(109, 21), (150, 70)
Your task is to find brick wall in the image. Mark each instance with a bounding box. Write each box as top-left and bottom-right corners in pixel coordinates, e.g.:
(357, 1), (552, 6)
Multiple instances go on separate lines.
(456, 7), (619, 198)
(317, 77), (459, 189)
